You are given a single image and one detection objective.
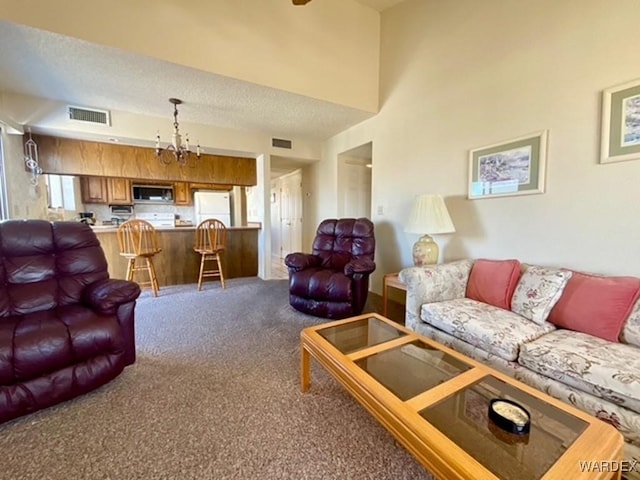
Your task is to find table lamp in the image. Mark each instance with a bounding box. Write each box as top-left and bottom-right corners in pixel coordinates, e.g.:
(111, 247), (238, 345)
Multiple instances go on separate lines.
(404, 194), (455, 266)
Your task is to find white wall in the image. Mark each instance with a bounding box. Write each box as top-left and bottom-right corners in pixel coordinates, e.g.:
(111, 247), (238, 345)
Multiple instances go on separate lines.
(1, 130), (48, 219)
(317, 0), (640, 294)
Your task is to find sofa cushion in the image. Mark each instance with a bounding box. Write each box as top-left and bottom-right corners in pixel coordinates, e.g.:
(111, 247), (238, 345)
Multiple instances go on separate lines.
(466, 259), (521, 310)
(621, 298), (640, 347)
(511, 265), (572, 325)
(548, 272), (640, 342)
(420, 298), (555, 361)
(519, 329), (640, 414)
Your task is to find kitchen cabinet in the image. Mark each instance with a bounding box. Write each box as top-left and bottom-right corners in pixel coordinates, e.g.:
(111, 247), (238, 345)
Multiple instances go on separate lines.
(35, 134), (256, 186)
(189, 183), (231, 191)
(173, 182), (192, 206)
(107, 178), (132, 204)
(81, 176), (132, 204)
(80, 177), (108, 204)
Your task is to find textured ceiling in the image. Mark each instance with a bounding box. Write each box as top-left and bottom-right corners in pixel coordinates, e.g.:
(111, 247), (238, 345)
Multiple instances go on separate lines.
(0, 20), (377, 143)
(0, 0), (407, 156)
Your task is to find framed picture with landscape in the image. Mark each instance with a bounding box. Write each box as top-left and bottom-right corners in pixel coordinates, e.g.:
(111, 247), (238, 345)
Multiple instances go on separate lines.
(468, 131), (548, 200)
(600, 78), (640, 164)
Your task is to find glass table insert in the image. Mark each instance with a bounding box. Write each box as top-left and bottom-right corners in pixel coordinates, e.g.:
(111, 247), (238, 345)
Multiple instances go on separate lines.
(317, 316), (407, 355)
(355, 340), (473, 400)
(419, 374), (588, 480)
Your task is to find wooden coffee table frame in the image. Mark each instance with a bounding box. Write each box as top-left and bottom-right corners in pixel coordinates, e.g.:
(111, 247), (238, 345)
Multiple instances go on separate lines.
(301, 313), (623, 480)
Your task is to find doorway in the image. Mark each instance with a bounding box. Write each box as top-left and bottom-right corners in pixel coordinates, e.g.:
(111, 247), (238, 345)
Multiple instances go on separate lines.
(271, 169), (302, 279)
(338, 142), (372, 219)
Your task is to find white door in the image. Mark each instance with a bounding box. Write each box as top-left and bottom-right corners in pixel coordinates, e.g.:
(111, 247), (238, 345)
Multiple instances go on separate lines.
(270, 185), (281, 257)
(279, 170), (302, 259)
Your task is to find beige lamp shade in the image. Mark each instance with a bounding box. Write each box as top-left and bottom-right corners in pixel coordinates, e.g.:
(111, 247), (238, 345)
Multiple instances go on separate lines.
(405, 194), (455, 266)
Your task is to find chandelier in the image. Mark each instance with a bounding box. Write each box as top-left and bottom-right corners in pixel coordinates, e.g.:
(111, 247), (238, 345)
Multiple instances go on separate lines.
(155, 98), (201, 166)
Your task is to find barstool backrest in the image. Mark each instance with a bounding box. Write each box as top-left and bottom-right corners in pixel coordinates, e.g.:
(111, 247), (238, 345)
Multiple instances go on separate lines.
(195, 218), (227, 252)
(117, 219), (160, 256)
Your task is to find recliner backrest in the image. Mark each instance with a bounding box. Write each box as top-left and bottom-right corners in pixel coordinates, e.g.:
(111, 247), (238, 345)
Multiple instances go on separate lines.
(311, 218), (375, 271)
(0, 220), (109, 317)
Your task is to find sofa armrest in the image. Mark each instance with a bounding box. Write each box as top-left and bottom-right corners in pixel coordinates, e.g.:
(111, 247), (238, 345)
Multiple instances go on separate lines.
(284, 253), (321, 272)
(344, 258), (376, 276)
(399, 259), (474, 330)
(83, 278), (142, 315)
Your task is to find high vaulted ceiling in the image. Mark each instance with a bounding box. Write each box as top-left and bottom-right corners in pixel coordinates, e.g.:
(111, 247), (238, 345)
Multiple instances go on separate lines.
(0, 0), (406, 145)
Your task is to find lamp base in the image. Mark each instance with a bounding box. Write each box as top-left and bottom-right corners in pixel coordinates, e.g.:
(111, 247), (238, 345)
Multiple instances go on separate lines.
(412, 234), (439, 266)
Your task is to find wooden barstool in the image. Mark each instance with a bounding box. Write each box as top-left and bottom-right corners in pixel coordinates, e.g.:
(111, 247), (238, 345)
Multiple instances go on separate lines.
(117, 219), (162, 297)
(194, 218), (227, 291)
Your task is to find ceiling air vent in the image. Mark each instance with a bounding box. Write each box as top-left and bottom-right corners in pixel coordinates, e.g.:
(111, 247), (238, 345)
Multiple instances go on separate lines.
(68, 106), (111, 126)
(272, 138), (292, 149)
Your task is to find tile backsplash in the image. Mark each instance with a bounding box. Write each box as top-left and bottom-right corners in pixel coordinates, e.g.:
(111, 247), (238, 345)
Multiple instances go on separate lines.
(88, 203), (195, 224)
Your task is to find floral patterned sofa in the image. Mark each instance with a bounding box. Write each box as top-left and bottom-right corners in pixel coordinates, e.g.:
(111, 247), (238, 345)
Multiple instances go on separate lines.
(399, 259), (640, 477)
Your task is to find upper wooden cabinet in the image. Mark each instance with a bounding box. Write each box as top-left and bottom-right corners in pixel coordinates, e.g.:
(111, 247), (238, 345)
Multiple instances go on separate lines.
(107, 178), (132, 204)
(81, 177), (132, 204)
(34, 134), (257, 186)
(189, 183), (232, 191)
(173, 182), (192, 206)
(80, 177), (108, 204)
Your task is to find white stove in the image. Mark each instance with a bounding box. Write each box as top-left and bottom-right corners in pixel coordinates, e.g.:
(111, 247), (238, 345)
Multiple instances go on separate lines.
(135, 212), (176, 228)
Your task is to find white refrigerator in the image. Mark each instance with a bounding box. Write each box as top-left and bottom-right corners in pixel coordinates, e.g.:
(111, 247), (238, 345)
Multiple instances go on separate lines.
(194, 191), (232, 227)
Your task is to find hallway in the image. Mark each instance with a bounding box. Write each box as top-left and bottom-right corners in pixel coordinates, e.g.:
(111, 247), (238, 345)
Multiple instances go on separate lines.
(271, 255), (288, 280)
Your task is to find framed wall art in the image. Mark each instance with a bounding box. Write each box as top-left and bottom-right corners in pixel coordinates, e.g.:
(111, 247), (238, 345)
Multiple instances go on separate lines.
(600, 78), (640, 164)
(468, 131), (548, 199)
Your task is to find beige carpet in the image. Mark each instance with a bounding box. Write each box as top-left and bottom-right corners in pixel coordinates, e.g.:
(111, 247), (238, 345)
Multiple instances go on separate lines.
(0, 278), (434, 480)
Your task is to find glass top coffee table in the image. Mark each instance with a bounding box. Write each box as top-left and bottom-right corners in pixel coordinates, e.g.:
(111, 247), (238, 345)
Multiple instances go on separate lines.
(301, 313), (623, 480)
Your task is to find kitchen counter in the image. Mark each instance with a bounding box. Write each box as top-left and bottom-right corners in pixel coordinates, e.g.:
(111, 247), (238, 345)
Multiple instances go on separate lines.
(91, 225), (260, 233)
(93, 225), (260, 286)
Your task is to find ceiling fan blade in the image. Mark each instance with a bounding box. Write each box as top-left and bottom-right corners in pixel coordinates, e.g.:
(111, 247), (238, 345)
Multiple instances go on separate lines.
(292, 0), (312, 5)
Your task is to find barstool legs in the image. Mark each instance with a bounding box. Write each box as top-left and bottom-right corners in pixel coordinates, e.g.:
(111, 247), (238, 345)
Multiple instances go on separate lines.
(126, 255), (160, 296)
(197, 252), (225, 291)
(146, 257), (159, 297)
(126, 258), (135, 281)
(217, 255), (226, 289)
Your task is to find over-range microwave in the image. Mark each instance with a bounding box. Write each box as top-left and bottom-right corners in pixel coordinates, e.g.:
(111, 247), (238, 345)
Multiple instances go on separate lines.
(132, 184), (174, 204)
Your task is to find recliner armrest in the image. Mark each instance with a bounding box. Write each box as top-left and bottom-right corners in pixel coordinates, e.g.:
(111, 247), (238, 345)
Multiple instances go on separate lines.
(284, 253), (321, 272)
(83, 278), (142, 315)
(344, 258), (376, 276)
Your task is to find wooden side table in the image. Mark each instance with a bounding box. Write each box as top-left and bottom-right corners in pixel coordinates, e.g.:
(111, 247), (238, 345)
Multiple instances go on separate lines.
(382, 272), (407, 317)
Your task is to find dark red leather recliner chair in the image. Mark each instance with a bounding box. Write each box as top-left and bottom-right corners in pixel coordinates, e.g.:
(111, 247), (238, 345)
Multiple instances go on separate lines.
(0, 220), (141, 423)
(285, 218), (376, 319)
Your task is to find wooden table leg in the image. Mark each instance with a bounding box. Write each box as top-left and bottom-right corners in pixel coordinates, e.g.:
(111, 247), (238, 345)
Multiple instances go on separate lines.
(382, 275), (389, 317)
(301, 346), (311, 393)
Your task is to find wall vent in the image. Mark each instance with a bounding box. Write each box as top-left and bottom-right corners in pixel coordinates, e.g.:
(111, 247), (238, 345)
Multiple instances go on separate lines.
(272, 138), (292, 149)
(68, 106), (111, 126)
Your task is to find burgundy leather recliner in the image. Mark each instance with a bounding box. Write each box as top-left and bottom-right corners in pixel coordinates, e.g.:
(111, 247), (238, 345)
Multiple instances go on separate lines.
(0, 220), (141, 423)
(285, 218), (376, 319)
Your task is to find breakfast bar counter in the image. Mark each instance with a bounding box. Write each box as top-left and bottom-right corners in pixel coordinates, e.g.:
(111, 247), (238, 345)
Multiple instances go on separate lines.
(93, 225), (259, 287)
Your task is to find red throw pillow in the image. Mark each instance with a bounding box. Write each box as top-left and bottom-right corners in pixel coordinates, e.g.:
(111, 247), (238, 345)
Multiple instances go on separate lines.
(548, 272), (640, 342)
(466, 259), (521, 310)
